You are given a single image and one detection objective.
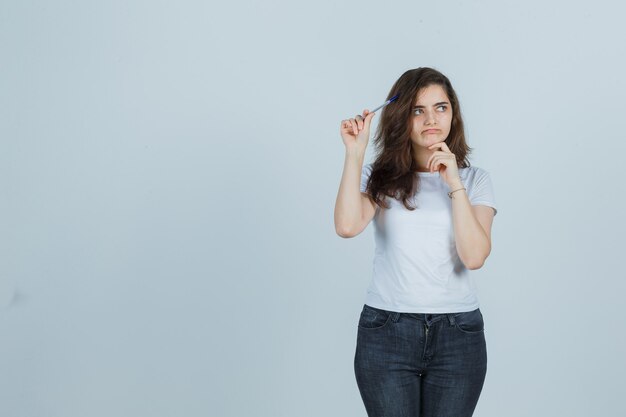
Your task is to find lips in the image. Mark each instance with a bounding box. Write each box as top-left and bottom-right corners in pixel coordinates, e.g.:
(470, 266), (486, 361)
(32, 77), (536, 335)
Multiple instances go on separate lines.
(423, 129), (440, 134)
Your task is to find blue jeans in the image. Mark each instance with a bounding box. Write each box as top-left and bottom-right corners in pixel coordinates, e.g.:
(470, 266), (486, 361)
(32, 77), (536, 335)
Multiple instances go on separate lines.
(354, 304), (487, 417)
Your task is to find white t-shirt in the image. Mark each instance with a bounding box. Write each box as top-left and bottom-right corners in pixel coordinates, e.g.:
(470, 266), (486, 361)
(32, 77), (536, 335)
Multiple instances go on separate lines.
(360, 163), (498, 313)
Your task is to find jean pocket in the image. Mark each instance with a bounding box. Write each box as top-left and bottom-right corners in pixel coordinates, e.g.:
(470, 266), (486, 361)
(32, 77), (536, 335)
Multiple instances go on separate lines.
(357, 304), (392, 330)
(453, 308), (484, 334)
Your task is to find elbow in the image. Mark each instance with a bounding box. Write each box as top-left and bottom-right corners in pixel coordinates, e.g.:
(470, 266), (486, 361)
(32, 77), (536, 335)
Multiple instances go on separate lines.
(466, 252), (490, 270)
(335, 225), (356, 239)
(466, 260), (485, 270)
(466, 244), (491, 270)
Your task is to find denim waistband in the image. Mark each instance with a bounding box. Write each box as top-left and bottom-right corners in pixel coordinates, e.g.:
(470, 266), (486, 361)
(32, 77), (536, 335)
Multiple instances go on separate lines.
(396, 311), (457, 326)
(366, 304), (480, 326)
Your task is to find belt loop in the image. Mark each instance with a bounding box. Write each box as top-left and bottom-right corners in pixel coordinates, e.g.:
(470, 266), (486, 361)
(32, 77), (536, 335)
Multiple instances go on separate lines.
(391, 311), (401, 323)
(447, 313), (456, 326)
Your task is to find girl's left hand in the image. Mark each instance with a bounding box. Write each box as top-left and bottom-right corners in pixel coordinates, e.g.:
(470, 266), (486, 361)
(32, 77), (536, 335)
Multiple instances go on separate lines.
(426, 141), (462, 187)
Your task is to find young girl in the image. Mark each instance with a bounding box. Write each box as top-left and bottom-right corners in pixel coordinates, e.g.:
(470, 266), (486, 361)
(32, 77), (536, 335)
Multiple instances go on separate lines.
(334, 67), (497, 417)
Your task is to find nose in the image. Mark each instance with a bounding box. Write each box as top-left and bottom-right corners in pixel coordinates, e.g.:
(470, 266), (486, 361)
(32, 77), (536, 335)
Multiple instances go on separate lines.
(425, 109), (437, 126)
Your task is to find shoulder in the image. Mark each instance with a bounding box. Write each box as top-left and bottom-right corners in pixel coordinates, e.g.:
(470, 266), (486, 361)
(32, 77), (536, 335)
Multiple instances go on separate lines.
(459, 165), (491, 182)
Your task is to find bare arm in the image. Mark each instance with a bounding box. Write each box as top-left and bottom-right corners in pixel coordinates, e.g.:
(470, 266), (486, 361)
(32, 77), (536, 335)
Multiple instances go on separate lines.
(449, 179), (495, 269)
(334, 149), (377, 238)
(334, 109), (377, 238)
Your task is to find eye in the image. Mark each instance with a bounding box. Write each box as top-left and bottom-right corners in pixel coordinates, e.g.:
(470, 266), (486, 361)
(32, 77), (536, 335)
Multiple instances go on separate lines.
(413, 105), (447, 115)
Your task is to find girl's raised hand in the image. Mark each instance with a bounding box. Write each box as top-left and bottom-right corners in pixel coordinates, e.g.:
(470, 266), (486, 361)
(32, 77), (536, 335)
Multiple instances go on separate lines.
(339, 109), (375, 152)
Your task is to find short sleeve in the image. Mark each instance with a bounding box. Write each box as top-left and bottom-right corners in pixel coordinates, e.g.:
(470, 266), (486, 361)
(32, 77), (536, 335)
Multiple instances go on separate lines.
(469, 169), (498, 216)
(360, 163), (373, 194)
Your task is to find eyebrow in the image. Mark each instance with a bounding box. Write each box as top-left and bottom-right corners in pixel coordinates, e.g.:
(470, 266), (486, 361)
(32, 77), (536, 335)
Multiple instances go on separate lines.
(412, 101), (450, 108)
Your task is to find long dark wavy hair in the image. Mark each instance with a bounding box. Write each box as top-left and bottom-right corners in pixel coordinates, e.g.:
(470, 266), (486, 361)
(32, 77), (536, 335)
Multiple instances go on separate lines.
(364, 67), (473, 210)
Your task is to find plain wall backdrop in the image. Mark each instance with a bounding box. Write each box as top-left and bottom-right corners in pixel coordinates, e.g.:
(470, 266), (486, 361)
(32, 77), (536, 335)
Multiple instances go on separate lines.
(1, 0), (625, 416)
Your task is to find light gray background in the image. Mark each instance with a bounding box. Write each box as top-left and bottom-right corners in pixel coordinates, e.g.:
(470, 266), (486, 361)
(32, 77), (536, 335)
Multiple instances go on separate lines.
(1, 1), (624, 416)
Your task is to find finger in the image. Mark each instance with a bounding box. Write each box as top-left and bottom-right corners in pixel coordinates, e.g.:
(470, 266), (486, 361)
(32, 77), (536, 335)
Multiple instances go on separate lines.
(430, 142), (448, 150)
(428, 155), (439, 172)
(432, 141), (451, 153)
(432, 158), (440, 172)
(342, 120), (355, 133)
(349, 119), (358, 135)
(431, 156), (443, 172)
(355, 114), (364, 130)
(427, 151), (443, 168)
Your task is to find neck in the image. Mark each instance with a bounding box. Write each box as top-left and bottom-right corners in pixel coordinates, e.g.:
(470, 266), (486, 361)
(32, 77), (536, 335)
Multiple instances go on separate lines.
(412, 148), (436, 172)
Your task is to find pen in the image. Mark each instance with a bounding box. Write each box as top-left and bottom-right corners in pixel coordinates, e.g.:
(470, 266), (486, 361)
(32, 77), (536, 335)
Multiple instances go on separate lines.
(356, 94), (399, 119)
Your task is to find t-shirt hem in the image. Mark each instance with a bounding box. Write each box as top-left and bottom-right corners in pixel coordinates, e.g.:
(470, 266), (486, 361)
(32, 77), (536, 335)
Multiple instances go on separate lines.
(470, 201), (498, 215)
(364, 299), (480, 314)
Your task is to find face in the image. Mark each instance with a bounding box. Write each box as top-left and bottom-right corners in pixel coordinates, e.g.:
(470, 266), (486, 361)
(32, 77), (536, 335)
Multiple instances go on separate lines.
(409, 84), (453, 148)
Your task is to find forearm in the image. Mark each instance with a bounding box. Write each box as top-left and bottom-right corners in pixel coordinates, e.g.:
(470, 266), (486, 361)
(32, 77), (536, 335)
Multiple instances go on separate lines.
(449, 181), (490, 269)
(334, 149), (365, 234)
